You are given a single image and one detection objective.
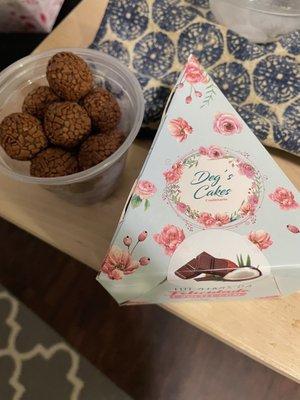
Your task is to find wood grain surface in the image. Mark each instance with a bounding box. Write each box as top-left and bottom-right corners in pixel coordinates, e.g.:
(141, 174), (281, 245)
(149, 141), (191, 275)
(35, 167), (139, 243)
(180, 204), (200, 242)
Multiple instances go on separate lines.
(1, 217), (300, 400)
(0, 0), (299, 383)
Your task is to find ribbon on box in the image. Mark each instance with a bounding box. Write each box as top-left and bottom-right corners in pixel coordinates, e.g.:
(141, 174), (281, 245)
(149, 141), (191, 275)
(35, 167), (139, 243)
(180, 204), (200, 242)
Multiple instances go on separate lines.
(90, 0), (300, 156)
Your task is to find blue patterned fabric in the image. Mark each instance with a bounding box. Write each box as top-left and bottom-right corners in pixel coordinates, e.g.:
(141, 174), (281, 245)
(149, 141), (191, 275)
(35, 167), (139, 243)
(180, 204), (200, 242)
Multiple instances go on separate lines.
(91, 0), (300, 156)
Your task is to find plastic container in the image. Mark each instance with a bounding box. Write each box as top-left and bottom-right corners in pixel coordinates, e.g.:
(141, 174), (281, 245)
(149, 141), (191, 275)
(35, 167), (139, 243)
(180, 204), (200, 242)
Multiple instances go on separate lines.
(210, 0), (300, 43)
(0, 48), (145, 205)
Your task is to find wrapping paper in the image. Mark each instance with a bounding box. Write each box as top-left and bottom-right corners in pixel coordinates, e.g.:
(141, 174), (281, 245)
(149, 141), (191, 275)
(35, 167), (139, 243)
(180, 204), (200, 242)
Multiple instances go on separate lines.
(0, 0), (65, 33)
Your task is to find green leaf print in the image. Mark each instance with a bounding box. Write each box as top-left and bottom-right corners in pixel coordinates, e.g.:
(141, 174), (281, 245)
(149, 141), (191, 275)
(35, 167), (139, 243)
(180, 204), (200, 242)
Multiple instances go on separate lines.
(131, 194), (142, 209)
(200, 83), (217, 108)
(144, 199), (150, 211)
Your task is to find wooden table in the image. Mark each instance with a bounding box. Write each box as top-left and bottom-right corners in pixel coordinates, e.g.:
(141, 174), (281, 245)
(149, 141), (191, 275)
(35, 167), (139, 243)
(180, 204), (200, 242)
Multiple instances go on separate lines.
(1, 0), (300, 383)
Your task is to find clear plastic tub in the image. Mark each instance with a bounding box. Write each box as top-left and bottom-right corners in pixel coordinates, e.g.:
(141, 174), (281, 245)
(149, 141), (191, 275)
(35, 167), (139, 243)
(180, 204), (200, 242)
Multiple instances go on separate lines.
(0, 48), (145, 205)
(210, 0), (300, 43)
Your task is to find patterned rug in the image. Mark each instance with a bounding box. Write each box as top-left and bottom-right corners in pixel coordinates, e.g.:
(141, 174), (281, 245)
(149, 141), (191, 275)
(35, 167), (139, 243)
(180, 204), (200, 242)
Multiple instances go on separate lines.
(0, 285), (132, 400)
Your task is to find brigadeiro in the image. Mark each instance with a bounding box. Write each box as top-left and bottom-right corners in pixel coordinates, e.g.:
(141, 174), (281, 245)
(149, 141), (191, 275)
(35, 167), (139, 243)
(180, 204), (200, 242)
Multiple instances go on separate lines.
(46, 52), (93, 101)
(82, 88), (121, 132)
(78, 130), (125, 170)
(30, 147), (79, 178)
(0, 112), (47, 160)
(44, 102), (91, 148)
(0, 51), (127, 180)
(22, 86), (60, 119)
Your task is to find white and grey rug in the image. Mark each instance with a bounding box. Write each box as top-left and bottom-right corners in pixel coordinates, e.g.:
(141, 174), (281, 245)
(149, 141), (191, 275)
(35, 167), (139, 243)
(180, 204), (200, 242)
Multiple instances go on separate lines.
(0, 285), (132, 400)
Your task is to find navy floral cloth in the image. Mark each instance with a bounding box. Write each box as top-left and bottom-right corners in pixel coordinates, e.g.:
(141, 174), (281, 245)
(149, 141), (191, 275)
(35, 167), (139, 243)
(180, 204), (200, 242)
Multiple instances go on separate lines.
(91, 0), (300, 156)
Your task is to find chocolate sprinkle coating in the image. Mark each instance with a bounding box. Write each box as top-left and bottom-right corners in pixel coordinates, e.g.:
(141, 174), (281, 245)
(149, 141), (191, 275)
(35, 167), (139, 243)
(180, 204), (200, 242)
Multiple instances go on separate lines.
(78, 130), (125, 170)
(44, 102), (91, 148)
(82, 88), (121, 132)
(22, 86), (60, 119)
(30, 147), (79, 177)
(46, 52), (93, 101)
(0, 112), (47, 160)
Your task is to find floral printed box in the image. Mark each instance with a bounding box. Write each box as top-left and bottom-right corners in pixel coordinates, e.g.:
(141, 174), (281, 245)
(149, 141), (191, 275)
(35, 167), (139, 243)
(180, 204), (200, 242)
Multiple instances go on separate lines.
(0, 0), (64, 32)
(97, 55), (300, 305)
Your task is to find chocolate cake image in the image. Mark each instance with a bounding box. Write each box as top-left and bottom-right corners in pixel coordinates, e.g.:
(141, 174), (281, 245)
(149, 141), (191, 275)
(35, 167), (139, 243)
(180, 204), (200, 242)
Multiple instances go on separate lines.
(175, 252), (261, 282)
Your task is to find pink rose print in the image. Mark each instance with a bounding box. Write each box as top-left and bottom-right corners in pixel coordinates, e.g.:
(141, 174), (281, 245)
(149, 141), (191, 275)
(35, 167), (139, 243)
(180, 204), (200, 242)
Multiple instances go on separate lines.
(153, 224), (185, 256)
(241, 203), (255, 216)
(287, 225), (300, 234)
(214, 213), (230, 226)
(238, 162), (255, 179)
(168, 118), (193, 142)
(198, 212), (230, 227)
(101, 246), (140, 280)
(269, 187), (299, 210)
(177, 55), (214, 105)
(198, 212), (216, 227)
(248, 230), (273, 250)
(199, 146), (208, 156)
(164, 162), (183, 184)
(176, 202), (187, 213)
(248, 194), (259, 205)
(184, 55), (209, 84)
(101, 231), (151, 280)
(207, 145), (225, 159)
(135, 180), (157, 199)
(40, 13), (47, 23)
(213, 113), (242, 136)
(132, 180), (156, 210)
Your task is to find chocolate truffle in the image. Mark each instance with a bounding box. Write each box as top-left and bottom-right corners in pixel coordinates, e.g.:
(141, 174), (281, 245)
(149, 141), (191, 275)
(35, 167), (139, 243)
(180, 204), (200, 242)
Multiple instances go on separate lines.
(82, 88), (121, 132)
(44, 102), (91, 148)
(0, 112), (47, 160)
(46, 52), (93, 101)
(22, 86), (60, 119)
(30, 147), (79, 177)
(78, 130), (125, 170)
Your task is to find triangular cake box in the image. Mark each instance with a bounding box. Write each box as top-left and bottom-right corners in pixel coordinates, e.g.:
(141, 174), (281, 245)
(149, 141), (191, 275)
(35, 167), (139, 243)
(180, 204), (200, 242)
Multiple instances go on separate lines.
(97, 55), (300, 304)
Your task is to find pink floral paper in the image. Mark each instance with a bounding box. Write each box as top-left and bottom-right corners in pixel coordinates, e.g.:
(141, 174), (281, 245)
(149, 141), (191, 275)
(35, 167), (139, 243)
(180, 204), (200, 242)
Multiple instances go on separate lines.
(0, 0), (64, 32)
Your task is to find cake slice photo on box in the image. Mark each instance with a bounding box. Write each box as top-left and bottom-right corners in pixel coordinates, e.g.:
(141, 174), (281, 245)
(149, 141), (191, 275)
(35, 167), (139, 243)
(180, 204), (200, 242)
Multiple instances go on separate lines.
(97, 55), (300, 304)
